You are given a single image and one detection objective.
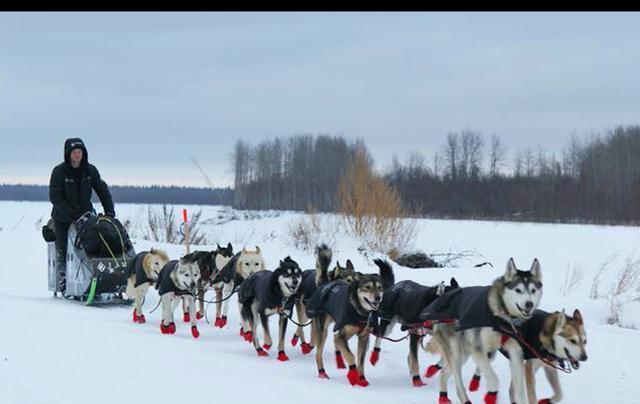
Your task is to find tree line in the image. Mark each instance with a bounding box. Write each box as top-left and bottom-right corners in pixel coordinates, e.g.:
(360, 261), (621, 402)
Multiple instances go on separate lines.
(232, 134), (366, 211)
(232, 125), (640, 225)
(0, 184), (233, 206)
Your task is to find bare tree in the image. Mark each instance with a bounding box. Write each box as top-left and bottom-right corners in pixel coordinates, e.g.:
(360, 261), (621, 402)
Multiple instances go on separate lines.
(489, 134), (507, 177)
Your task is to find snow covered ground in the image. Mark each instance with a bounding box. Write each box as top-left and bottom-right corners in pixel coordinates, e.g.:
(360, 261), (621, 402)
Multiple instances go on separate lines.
(1, 201), (639, 404)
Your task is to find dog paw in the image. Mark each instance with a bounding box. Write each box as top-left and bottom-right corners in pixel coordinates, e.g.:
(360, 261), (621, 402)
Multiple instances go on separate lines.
(347, 366), (360, 386)
(256, 348), (269, 357)
(369, 347), (380, 366)
(538, 400), (552, 404)
(133, 311), (146, 324)
(239, 327), (245, 337)
(160, 322), (176, 334)
(243, 331), (254, 343)
(301, 342), (314, 355)
(214, 317), (222, 327)
(220, 315), (228, 328)
(196, 311), (204, 320)
(438, 393), (452, 404)
(335, 351), (346, 369)
(425, 363), (442, 378)
(291, 335), (299, 346)
(277, 351), (290, 361)
(484, 391), (497, 404)
(412, 375), (425, 387)
(262, 343), (272, 351)
(183, 312), (190, 323)
(191, 326), (200, 339)
(469, 374), (481, 392)
(318, 369), (330, 379)
(357, 375), (369, 387)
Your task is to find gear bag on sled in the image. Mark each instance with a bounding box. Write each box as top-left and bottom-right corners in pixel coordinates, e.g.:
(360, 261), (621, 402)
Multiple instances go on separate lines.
(46, 212), (136, 305)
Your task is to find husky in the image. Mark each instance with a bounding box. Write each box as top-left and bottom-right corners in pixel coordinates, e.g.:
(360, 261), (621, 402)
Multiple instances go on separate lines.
(210, 246), (266, 329)
(305, 258), (394, 386)
(372, 277), (460, 386)
(463, 308), (588, 404)
(177, 243), (234, 322)
(237, 256), (303, 360)
(125, 248), (170, 324)
(420, 258), (543, 404)
(155, 257), (202, 338)
(291, 246), (360, 355)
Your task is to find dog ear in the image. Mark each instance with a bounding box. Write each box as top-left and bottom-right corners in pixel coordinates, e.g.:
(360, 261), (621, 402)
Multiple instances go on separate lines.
(227, 242), (233, 252)
(346, 259), (354, 270)
(255, 245), (261, 253)
(217, 243), (221, 249)
(555, 311), (567, 332)
(573, 309), (583, 324)
(530, 258), (542, 281)
(242, 247), (248, 254)
(450, 277), (459, 289)
(505, 258), (517, 280)
(436, 281), (446, 296)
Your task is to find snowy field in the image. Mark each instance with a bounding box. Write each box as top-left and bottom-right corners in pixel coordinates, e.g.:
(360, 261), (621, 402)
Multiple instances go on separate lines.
(1, 201), (639, 404)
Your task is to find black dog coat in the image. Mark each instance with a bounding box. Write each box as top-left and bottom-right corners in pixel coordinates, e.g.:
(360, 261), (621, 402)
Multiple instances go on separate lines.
(306, 280), (376, 332)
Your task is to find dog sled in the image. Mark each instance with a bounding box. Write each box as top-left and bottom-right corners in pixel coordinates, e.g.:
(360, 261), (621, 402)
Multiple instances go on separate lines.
(46, 212), (136, 306)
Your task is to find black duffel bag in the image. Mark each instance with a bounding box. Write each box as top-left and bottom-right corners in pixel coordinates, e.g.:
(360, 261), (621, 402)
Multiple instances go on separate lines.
(76, 214), (133, 257)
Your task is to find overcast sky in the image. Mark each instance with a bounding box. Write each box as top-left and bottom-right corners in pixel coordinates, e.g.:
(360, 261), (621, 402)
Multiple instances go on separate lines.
(1, 12), (639, 187)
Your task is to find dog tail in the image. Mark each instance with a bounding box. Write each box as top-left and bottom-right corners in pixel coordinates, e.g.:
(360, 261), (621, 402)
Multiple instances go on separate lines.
(373, 259), (395, 290)
(315, 244), (332, 286)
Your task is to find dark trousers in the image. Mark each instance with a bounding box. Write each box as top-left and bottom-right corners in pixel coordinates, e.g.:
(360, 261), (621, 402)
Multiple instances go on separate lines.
(54, 220), (71, 292)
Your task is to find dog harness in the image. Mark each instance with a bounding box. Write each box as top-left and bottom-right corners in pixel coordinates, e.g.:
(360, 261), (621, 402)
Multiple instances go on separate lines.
(126, 251), (151, 287)
(305, 280), (377, 332)
(378, 280), (443, 326)
(238, 270), (295, 313)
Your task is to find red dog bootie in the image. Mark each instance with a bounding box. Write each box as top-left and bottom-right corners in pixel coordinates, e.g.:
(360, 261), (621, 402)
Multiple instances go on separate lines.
(538, 400), (552, 404)
(438, 392), (452, 404)
(183, 312), (190, 323)
(214, 317), (222, 327)
(196, 311), (204, 320)
(335, 351), (346, 369)
(191, 325), (200, 338)
(318, 368), (330, 379)
(219, 315), (227, 328)
(277, 351), (290, 361)
(239, 327), (245, 337)
(484, 391), (497, 404)
(243, 331), (254, 343)
(469, 374), (481, 392)
(256, 347), (269, 357)
(425, 363), (442, 378)
(301, 342), (314, 355)
(262, 343), (272, 351)
(133, 310), (146, 324)
(370, 347), (381, 366)
(160, 321), (176, 334)
(291, 335), (299, 346)
(358, 375), (369, 387)
(346, 365), (360, 386)
(412, 375), (425, 387)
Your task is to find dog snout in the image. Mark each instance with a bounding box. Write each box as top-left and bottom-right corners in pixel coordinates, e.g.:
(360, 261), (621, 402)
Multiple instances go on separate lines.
(581, 353), (588, 361)
(524, 301), (534, 310)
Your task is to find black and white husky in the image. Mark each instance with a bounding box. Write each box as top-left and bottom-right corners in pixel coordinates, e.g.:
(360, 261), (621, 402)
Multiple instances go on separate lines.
(155, 257), (202, 338)
(372, 277), (459, 386)
(237, 256), (303, 360)
(420, 258), (543, 404)
(305, 257), (394, 387)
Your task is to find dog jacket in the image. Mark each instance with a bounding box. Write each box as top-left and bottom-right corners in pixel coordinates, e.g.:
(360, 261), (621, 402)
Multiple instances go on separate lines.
(306, 280), (377, 332)
(419, 286), (517, 333)
(498, 309), (556, 361)
(126, 251), (151, 287)
(155, 260), (185, 296)
(378, 280), (442, 325)
(213, 253), (244, 285)
(238, 270), (295, 313)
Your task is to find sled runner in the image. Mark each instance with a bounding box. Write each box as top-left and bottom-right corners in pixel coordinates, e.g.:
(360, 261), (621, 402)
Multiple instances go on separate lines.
(47, 212), (136, 305)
